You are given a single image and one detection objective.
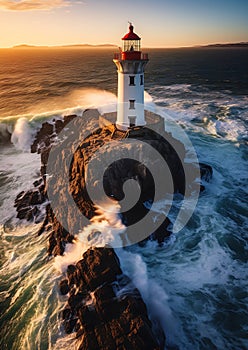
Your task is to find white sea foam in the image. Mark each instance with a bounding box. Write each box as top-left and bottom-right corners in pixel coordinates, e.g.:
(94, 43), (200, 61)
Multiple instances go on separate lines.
(0, 219), (63, 350)
(11, 117), (35, 151)
(29, 88), (117, 116)
(149, 84), (248, 143)
(117, 248), (183, 348)
(0, 146), (40, 224)
(0, 88), (119, 153)
(54, 241), (86, 274)
(54, 203), (126, 273)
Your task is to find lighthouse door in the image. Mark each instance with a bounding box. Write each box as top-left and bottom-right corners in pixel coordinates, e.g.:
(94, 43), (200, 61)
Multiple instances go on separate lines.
(128, 116), (136, 127)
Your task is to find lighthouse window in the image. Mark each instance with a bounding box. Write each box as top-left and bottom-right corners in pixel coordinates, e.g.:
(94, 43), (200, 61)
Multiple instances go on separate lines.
(129, 100), (135, 109)
(140, 75), (143, 85)
(129, 76), (135, 86)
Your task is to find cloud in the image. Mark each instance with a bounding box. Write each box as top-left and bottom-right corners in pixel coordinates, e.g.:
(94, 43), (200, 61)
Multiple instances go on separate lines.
(0, 0), (72, 11)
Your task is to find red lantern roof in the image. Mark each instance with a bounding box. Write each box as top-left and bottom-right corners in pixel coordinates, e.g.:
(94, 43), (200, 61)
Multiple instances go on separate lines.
(122, 23), (141, 41)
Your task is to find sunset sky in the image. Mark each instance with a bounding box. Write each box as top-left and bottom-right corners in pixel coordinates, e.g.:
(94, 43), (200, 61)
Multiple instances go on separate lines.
(0, 0), (247, 48)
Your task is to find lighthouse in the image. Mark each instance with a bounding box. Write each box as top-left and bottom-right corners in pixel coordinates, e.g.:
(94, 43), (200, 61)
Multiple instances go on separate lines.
(113, 23), (149, 130)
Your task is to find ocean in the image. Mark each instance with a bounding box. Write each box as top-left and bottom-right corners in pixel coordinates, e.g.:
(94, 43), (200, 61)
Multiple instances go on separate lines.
(0, 47), (247, 349)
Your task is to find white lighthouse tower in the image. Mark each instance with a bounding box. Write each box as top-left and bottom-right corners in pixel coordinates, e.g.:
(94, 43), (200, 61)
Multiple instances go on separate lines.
(113, 23), (149, 130)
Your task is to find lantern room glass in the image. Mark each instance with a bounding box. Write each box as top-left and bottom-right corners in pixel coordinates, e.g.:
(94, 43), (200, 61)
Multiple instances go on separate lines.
(123, 40), (141, 52)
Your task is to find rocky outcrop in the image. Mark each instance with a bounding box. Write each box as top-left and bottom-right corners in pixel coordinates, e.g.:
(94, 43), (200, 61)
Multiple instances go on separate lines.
(30, 114), (78, 178)
(17, 109), (189, 252)
(14, 178), (46, 222)
(14, 110), (213, 250)
(59, 247), (162, 350)
(13, 109), (213, 350)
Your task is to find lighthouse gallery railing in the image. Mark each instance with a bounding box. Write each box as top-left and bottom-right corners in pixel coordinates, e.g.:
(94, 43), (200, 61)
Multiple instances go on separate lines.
(113, 53), (149, 60)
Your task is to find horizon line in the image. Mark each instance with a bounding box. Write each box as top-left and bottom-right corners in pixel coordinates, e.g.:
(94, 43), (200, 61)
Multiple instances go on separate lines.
(1, 41), (248, 49)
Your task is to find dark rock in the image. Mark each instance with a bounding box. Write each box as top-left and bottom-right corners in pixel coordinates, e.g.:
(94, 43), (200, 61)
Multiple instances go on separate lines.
(59, 246), (162, 349)
(54, 119), (65, 134)
(61, 308), (72, 320)
(94, 284), (120, 321)
(40, 147), (51, 165)
(200, 162), (213, 182)
(48, 232), (57, 256)
(67, 264), (77, 286)
(15, 205), (38, 221)
(63, 114), (78, 126)
(74, 320), (81, 332)
(120, 295), (149, 321)
(14, 177), (47, 224)
(68, 292), (85, 310)
(63, 318), (78, 334)
(78, 306), (101, 330)
(31, 122), (54, 153)
(76, 325), (84, 338)
(15, 191), (25, 200)
(76, 248), (122, 291)
(29, 191), (42, 205)
(33, 178), (43, 187)
(94, 323), (116, 350)
(78, 331), (99, 350)
(127, 317), (161, 350)
(59, 279), (70, 295)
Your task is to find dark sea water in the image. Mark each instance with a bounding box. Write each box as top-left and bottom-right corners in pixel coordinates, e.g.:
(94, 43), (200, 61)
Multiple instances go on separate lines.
(0, 48), (247, 350)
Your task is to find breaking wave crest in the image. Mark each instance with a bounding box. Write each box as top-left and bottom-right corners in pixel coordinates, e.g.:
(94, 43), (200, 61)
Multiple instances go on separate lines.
(0, 88), (118, 151)
(148, 84), (248, 143)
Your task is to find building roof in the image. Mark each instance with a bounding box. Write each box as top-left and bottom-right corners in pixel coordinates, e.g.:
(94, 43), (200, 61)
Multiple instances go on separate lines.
(122, 24), (141, 41)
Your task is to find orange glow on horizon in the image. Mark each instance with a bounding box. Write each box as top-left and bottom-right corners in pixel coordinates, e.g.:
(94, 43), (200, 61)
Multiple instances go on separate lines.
(0, 0), (247, 49)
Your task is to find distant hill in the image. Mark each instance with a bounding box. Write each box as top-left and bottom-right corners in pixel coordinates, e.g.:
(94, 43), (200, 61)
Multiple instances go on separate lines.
(61, 44), (117, 48)
(12, 44), (117, 49)
(199, 42), (248, 48)
(11, 42), (248, 50)
(13, 44), (48, 49)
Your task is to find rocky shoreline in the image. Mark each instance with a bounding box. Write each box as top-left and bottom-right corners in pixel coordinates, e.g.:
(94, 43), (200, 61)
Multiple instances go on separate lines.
(59, 247), (163, 349)
(14, 109), (212, 349)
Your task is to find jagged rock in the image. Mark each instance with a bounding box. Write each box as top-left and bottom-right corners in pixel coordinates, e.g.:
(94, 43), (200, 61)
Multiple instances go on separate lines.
(63, 318), (78, 334)
(62, 308), (72, 320)
(18, 120), (177, 249)
(30, 115), (77, 155)
(76, 248), (122, 291)
(13, 110), (214, 350)
(62, 247), (162, 349)
(14, 177), (47, 223)
(33, 178), (43, 187)
(59, 279), (70, 295)
(94, 284), (119, 321)
(15, 110), (213, 252)
(78, 306), (101, 330)
(67, 264), (77, 286)
(78, 331), (100, 350)
(68, 292), (85, 310)
(31, 122), (54, 153)
(94, 323), (116, 349)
